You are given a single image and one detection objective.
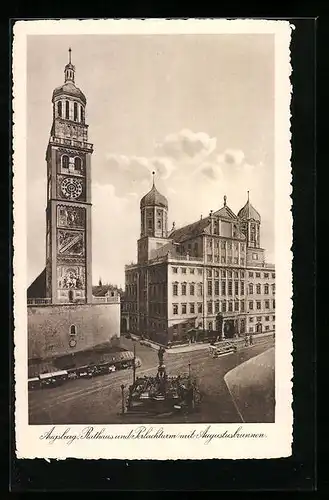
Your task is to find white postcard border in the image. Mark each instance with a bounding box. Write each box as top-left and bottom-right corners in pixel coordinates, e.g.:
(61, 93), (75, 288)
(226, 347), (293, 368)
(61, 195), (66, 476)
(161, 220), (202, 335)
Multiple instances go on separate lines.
(13, 18), (293, 460)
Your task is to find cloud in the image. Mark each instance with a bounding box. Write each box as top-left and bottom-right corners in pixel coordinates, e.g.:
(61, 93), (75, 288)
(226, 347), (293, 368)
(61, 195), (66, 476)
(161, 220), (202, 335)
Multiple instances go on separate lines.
(157, 129), (217, 162)
(217, 149), (245, 166)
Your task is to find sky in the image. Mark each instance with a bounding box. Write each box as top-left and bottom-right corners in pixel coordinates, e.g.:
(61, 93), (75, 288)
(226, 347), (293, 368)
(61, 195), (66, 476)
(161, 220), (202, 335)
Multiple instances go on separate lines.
(27, 34), (274, 289)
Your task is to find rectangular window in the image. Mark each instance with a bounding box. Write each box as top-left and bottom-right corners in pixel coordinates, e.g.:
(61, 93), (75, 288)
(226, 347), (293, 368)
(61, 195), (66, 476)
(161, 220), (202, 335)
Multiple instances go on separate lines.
(234, 300), (239, 311)
(181, 268), (187, 274)
(190, 303), (195, 314)
(190, 268), (195, 274)
(249, 327), (253, 333)
(215, 301), (220, 313)
(257, 316), (262, 322)
(197, 268), (202, 275)
(249, 317), (254, 323)
(273, 299), (275, 309)
(234, 281), (239, 296)
(221, 256), (225, 263)
(241, 282), (245, 295)
(240, 301), (245, 312)
(181, 283), (187, 295)
(221, 281), (226, 295)
(214, 269), (219, 277)
(221, 241), (225, 249)
(198, 302), (202, 313)
(190, 283), (195, 295)
(272, 283), (275, 294)
(221, 270), (226, 278)
(173, 304), (178, 315)
(207, 301), (213, 314)
(207, 254), (212, 262)
(65, 100), (69, 119)
(228, 281), (233, 295)
(172, 267), (178, 274)
(197, 283), (203, 296)
(182, 303), (187, 314)
(207, 269), (212, 278)
(256, 272), (261, 278)
(228, 271), (232, 278)
(249, 301), (254, 310)
(228, 257), (232, 264)
(265, 326), (270, 331)
(222, 301), (226, 312)
(265, 300), (270, 309)
(240, 258), (245, 265)
(207, 280), (212, 295)
(241, 244), (245, 251)
(265, 316), (270, 321)
(173, 283), (178, 296)
(214, 280), (219, 295)
(264, 284), (269, 294)
(249, 272), (254, 278)
(264, 273), (269, 278)
(228, 301), (233, 312)
(256, 301), (261, 310)
(272, 273), (275, 278)
(272, 315), (275, 321)
(256, 284), (261, 294)
(234, 271), (239, 279)
(208, 322), (213, 331)
(74, 102), (78, 121)
(234, 257), (238, 264)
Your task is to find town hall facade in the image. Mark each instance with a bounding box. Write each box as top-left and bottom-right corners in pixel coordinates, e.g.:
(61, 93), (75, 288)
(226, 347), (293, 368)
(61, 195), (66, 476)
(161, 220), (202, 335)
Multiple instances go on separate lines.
(123, 178), (275, 345)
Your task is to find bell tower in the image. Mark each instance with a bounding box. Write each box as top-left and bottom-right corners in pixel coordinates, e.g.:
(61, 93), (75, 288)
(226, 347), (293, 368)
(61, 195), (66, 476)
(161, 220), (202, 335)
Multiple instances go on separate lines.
(45, 49), (93, 304)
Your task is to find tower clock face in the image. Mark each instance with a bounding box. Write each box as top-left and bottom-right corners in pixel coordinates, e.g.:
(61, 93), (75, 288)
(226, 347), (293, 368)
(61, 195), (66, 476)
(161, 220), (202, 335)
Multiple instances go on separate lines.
(60, 177), (83, 199)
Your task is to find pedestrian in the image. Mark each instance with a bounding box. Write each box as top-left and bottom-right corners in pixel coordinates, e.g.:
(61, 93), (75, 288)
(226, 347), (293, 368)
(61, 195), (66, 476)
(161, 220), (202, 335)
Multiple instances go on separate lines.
(249, 334), (253, 345)
(245, 334), (249, 347)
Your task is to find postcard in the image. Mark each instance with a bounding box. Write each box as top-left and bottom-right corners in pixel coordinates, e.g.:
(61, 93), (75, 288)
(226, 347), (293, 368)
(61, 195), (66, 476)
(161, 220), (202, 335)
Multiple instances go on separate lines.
(13, 18), (293, 460)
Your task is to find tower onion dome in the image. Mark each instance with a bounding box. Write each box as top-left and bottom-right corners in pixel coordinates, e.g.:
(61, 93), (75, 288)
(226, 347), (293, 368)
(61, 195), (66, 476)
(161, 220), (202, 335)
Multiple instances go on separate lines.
(237, 192), (261, 222)
(52, 48), (86, 104)
(140, 174), (168, 209)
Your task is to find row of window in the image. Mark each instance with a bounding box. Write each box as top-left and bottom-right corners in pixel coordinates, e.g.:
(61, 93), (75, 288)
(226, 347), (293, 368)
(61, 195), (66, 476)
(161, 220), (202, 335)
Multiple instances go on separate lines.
(207, 255), (245, 265)
(248, 283), (275, 295)
(57, 100), (85, 123)
(249, 315), (275, 322)
(172, 267), (275, 280)
(206, 239), (245, 251)
(172, 298), (275, 316)
(249, 271), (275, 279)
(173, 281), (246, 297)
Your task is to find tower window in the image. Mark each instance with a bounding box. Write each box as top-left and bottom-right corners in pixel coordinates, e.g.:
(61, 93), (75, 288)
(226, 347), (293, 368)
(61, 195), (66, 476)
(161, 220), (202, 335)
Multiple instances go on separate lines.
(70, 324), (77, 336)
(74, 102), (78, 121)
(74, 157), (82, 172)
(62, 155), (69, 169)
(65, 101), (70, 119)
(81, 105), (84, 123)
(57, 101), (62, 117)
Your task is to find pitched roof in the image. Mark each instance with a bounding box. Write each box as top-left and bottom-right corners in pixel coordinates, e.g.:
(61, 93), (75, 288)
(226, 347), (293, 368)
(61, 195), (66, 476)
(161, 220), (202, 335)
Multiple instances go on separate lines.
(27, 268), (46, 298)
(92, 284), (122, 297)
(214, 204), (238, 220)
(169, 217), (210, 243)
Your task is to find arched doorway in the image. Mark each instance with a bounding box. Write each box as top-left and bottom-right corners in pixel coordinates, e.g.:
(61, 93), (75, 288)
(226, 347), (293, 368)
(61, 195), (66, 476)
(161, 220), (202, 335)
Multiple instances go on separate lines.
(121, 317), (127, 334)
(68, 290), (74, 302)
(224, 320), (235, 338)
(256, 322), (262, 334)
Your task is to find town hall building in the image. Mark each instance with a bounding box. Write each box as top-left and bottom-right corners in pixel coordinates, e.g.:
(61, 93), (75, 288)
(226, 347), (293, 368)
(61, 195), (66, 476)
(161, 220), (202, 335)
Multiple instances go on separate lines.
(123, 176), (275, 345)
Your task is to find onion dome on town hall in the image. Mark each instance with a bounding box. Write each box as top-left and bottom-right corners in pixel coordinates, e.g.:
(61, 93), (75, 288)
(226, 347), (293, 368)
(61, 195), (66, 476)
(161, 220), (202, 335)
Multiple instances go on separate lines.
(237, 191), (261, 222)
(140, 172), (168, 209)
(52, 48), (87, 105)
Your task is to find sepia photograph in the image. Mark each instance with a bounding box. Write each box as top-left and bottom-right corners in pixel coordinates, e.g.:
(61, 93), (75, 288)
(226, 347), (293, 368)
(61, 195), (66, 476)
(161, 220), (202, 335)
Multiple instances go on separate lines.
(13, 19), (292, 460)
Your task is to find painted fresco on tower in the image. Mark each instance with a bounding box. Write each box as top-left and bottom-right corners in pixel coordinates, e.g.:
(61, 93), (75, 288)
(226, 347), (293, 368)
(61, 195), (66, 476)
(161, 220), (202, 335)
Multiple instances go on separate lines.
(57, 229), (85, 256)
(57, 205), (86, 229)
(57, 265), (85, 290)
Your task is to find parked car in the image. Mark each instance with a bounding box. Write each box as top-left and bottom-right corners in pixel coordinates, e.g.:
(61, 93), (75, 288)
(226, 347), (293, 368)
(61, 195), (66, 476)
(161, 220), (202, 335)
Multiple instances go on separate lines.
(108, 365), (116, 373)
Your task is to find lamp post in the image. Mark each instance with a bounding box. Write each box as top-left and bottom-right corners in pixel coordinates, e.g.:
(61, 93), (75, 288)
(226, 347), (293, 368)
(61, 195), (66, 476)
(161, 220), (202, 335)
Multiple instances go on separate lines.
(132, 342), (136, 385)
(121, 384), (125, 415)
(188, 361), (191, 379)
